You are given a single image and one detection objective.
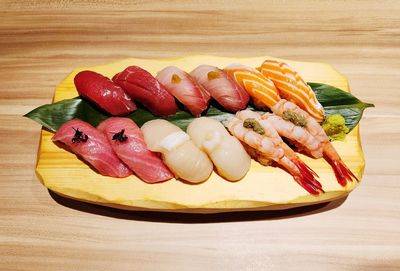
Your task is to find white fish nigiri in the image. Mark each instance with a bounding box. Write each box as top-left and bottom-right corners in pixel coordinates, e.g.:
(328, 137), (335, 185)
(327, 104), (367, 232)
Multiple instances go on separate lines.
(141, 119), (213, 183)
(187, 117), (251, 181)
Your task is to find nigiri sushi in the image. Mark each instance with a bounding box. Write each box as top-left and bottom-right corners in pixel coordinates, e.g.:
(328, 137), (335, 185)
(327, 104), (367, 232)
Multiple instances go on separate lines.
(113, 66), (178, 117)
(224, 64), (281, 110)
(259, 60), (324, 122)
(141, 119), (213, 183)
(190, 65), (249, 112)
(156, 66), (210, 117)
(74, 70), (136, 116)
(187, 117), (251, 181)
(52, 119), (132, 178)
(97, 118), (174, 183)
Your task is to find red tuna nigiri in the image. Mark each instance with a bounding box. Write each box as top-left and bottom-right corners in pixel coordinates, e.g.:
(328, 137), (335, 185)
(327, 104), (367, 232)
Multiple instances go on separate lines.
(98, 118), (174, 183)
(113, 66), (178, 117)
(52, 119), (132, 178)
(190, 65), (249, 112)
(74, 70), (136, 116)
(156, 66), (210, 117)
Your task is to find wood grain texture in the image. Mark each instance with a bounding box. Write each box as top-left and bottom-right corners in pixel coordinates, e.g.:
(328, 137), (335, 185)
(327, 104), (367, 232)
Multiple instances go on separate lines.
(0, 0), (399, 270)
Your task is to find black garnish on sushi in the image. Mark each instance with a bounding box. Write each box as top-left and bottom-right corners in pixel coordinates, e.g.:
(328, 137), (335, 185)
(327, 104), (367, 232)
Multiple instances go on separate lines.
(72, 127), (88, 144)
(112, 129), (128, 143)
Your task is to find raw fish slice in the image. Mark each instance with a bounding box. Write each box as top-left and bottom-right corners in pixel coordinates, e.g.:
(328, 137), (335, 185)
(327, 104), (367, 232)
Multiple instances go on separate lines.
(52, 119), (131, 178)
(98, 118), (174, 183)
(224, 64), (281, 110)
(74, 70), (136, 116)
(190, 65), (249, 112)
(113, 66), (178, 117)
(141, 119), (213, 183)
(187, 117), (251, 181)
(260, 60), (324, 122)
(156, 66), (210, 117)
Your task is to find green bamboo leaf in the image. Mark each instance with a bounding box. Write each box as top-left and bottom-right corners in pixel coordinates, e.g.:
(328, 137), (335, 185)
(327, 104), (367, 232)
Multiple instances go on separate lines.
(24, 83), (374, 137)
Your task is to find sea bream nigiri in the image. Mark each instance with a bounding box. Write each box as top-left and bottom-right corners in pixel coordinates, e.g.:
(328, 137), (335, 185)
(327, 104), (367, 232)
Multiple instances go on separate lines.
(156, 66), (210, 117)
(141, 119), (213, 183)
(187, 117), (251, 181)
(259, 59), (324, 122)
(113, 66), (178, 117)
(97, 117), (174, 183)
(52, 119), (132, 178)
(190, 65), (249, 112)
(74, 70), (136, 116)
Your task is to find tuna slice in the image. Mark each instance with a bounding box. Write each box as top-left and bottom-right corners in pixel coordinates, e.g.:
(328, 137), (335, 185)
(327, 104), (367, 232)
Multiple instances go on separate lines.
(156, 66), (210, 117)
(113, 66), (178, 117)
(98, 117), (174, 183)
(74, 70), (136, 116)
(190, 65), (249, 112)
(52, 119), (132, 178)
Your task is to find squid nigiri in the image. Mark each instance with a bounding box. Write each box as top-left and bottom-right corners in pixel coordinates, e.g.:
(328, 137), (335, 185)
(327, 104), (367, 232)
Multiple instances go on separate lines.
(97, 118), (174, 183)
(190, 65), (249, 112)
(259, 60), (324, 122)
(113, 66), (178, 117)
(52, 119), (132, 178)
(156, 66), (210, 117)
(74, 70), (136, 116)
(187, 117), (251, 181)
(141, 119), (213, 183)
(224, 64), (281, 110)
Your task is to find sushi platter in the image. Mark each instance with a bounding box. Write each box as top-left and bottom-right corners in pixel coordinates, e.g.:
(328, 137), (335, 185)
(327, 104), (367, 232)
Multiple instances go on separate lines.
(30, 55), (369, 213)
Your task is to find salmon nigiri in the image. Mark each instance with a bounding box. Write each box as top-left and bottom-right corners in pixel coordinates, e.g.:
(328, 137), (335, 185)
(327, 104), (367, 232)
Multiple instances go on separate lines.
(190, 65), (249, 112)
(52, 119), (132, 178)
(259, 60), (324, 122)
(74, 70), (136, 116)
(224, 64), (281, 110)
(156, 66), (210, 117)
(98, 118), (173, 183)
(113, 66), (178, 117)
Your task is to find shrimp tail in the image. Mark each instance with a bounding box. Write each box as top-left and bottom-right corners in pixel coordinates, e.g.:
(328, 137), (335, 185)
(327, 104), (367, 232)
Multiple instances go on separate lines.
(324, 153), (358, 186)
(291, 159), (324, 195)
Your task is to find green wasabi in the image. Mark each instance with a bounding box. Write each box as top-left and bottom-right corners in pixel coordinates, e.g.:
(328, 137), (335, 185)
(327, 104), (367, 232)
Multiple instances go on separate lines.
(282, 111), (307, 127)
(243, 118), (265, 135)
(322, 114), (349, 141)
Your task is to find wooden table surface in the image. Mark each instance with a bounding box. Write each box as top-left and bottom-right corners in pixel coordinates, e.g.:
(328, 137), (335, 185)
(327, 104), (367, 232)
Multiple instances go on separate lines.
(1, 1), (399, 270)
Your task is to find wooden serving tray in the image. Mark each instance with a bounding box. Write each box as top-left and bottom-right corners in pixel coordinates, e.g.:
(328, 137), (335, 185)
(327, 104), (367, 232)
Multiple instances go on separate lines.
(36, 55), (364, 213)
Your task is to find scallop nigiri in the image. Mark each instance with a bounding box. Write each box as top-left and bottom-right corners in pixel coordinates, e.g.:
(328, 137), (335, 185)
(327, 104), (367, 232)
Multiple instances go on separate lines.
(97, 118), (174, 183)
(190, 65), (249, 112)
(74, 70), (136, 116)
(259, 60), (324, 122)
(224, 64), (281, 110)
(141, 119), (213, 183)
(52, 119), (132, 178)
(187, 117), (251, 181)
(113, 66), (178, 117)
(156, 66), (210, 117)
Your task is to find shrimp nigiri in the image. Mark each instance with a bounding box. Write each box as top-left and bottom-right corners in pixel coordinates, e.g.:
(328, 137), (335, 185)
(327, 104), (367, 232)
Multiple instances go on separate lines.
(225, 114), (323, 195)
(224, 64), (281, 110)
(141, 119), (213, 183)
(97, 118), (173, 183)
(190, 65), (249, 112)
(272, 99), (358, 186)
(156, 66), (210, 117)
(259, 59), (324, 122)
(52, 119), (132, 178)
(187, 117), (251, 181)
(74, 70), (136, 116)
(113, 66), (178, 117)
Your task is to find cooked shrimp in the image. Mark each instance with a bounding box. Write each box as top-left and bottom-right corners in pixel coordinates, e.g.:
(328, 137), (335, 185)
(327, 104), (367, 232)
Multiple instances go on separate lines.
(225, 116), (323, 195)
(224, 64), (281, 110)
(259, 59), (324, 122)
(272, 99), (358, 186)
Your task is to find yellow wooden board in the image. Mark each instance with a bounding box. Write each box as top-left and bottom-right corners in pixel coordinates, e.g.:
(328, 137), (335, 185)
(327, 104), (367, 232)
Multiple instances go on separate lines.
(36, 55), (364, 213)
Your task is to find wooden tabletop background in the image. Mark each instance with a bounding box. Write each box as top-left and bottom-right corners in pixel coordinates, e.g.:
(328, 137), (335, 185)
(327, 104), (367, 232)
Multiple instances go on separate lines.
(1, 1), (399, 270)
